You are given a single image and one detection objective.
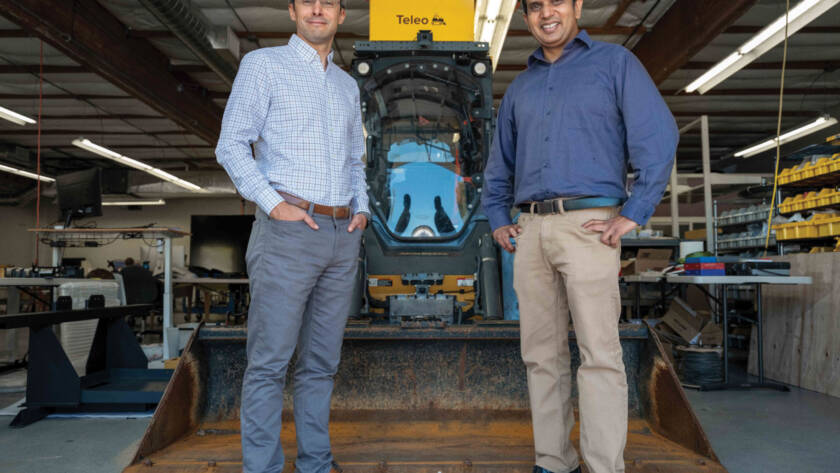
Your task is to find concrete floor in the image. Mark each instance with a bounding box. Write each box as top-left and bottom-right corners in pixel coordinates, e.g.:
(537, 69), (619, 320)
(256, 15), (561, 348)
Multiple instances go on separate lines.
(1, 363), (839, 473)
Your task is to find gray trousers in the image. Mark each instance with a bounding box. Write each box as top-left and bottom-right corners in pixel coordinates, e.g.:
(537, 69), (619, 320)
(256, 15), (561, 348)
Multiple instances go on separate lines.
(241, 209), (362, 473)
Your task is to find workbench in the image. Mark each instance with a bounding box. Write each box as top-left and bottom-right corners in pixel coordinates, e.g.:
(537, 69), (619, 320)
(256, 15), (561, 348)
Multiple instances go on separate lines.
(663, 274), (811, 390)
(29, 227), (188, 359)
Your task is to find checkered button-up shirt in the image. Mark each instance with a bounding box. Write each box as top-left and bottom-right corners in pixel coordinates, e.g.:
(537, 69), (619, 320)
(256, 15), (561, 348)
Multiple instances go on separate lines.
(216, 34), (369, 217)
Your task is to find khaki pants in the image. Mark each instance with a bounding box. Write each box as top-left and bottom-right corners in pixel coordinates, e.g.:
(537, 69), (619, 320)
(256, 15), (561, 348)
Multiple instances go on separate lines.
(513, 205), (628, 473)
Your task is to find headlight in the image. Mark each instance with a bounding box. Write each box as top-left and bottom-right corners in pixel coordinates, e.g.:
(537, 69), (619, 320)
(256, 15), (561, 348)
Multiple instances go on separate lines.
(356, 61), (371, 76)
(472, 61), (488, 76)
(411, 225), (435, 237)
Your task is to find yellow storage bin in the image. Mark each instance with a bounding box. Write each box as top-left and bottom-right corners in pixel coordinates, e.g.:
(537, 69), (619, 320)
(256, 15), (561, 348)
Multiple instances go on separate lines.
(799, 163), (816, 180)
(795, 222), (819, 239)
(790, 193), (806, 211)
(815, 188), (834, 208)
(779, 196), (795, 214)
(778, 167), (795, 185)
(804, 191), (820, 209)
(773, 222), (796, 240)
(830, 153), (840, 173)
(813, 157), (832, 177)
(817, 217), (840, 237)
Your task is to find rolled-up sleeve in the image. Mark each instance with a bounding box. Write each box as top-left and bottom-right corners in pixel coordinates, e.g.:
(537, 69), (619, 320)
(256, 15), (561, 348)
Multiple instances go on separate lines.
(216, 51), (283, 215)
(617, 52), (679, 226)
(482, 93), (518, 232)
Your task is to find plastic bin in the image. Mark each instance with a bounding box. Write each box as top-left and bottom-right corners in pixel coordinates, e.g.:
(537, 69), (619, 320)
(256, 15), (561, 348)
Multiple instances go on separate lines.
(817, 216), (840, 237)
(830, 153), (840, 173)
(778, 167), (794, 185)
(794, 222), (818, 239)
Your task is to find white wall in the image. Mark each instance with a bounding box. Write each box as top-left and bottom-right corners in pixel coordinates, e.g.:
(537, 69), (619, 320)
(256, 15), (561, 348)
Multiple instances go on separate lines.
(0, 197), (256, 271)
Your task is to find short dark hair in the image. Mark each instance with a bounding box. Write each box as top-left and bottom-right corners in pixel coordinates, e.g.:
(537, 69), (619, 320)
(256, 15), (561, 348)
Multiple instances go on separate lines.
(289, 0), (346, 9)
(521, 0), (580, 14)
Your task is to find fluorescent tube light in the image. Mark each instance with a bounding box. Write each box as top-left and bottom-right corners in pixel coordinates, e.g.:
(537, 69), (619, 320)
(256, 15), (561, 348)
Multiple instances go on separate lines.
(475, 0), (516, 69)
(72, 138), (206, 192)
(685, 0), (840, 94)
(734, 116), (838, 158)
(478, 0), (503, 44)
(738, 0), (823, 55)
(102, 199), (166, 206)
(0, 106), (36, 126)
(0, 162), (55, 182)
(685, 52), (742, 93)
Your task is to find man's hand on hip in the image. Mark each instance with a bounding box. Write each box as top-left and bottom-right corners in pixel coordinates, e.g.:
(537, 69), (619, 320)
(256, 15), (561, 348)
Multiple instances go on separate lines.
(347, 213), (367, 233)
(269, 201), (320, 230)
(582, 215), (637, 248)
(492, 224), (522, 253)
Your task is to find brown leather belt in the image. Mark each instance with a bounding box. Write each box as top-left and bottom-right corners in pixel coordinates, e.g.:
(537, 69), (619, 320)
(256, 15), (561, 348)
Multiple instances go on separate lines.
(278, 191), (351, 219)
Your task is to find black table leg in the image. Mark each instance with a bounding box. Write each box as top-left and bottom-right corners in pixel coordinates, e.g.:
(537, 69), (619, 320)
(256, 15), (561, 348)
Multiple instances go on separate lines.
(722, 283), (729, 383)
(699, 282), (789, 392)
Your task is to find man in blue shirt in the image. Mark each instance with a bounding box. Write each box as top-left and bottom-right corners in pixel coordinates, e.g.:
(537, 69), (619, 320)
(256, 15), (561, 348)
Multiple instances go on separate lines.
(482, 1), (678, 472)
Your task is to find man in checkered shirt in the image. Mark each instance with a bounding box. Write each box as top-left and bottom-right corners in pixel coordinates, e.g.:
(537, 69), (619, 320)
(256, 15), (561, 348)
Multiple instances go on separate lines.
(216, 1), (368, 471)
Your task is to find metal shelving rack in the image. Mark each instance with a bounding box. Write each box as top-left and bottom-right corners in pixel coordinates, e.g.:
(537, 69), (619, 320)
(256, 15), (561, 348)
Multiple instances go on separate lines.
(713, 200), (776, 256)
(772, 145), (840, 255)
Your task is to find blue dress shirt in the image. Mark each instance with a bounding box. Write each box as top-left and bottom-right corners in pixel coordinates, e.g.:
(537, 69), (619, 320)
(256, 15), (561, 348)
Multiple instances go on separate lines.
(482, 30), (678, 231)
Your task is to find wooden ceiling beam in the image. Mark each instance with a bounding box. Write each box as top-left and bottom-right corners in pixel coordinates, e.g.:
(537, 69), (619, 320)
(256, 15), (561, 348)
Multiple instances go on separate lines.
(605, 0), (634, 28)
(0, 93), (130, 100)
(632, 0), (757, 84)
(0, 0), (222, 144)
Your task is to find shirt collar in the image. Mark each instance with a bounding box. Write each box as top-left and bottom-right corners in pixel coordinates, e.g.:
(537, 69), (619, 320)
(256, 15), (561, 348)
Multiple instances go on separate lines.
(527, 29), (593, 67)
(289, 34), (335, 67)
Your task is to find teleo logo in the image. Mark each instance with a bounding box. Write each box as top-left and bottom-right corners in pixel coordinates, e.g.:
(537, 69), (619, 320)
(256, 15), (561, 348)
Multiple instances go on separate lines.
(396, 14), (446, 26)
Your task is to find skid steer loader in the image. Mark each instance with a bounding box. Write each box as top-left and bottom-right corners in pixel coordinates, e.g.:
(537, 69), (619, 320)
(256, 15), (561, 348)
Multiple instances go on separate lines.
(124, 7), (725, 473)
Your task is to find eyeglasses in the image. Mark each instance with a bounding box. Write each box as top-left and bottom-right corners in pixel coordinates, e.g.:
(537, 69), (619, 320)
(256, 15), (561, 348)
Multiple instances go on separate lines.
(299, 0), (341, 9)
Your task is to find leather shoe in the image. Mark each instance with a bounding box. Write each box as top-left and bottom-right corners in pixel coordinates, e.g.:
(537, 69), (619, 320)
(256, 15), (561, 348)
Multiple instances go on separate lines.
(532, 466), (581, 473)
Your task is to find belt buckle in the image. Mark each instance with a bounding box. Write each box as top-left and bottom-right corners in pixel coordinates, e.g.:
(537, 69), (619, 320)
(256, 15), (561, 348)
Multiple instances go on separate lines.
(536, 201), (552, 214)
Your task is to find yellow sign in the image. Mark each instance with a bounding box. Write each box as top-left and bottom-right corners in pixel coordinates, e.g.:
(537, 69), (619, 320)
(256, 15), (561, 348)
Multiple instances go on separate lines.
(369, 0), (475, 42)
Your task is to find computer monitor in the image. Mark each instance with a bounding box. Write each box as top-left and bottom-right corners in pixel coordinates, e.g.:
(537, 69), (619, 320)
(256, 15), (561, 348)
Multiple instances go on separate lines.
(189, 215), (255, 276)
(56, 168), (102, 227)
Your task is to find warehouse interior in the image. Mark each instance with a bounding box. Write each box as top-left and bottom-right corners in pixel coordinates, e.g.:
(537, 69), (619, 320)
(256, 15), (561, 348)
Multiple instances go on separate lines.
(1, 0), (839, 472)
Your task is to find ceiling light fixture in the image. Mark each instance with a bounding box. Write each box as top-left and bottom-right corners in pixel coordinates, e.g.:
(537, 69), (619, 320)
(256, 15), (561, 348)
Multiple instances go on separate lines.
(734, 115), (838, 158)
(685, 0), (840, 94)
(72, 138), (206, 192)
(102, 199), (166, 206)
(0, 105), (37, 126)
(0, 162), (55, 182)
(474, 0), (517, 70)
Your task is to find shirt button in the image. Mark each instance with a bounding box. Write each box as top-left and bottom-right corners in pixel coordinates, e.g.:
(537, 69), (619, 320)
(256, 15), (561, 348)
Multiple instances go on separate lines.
(549, 86), (554, 91)
(546, 111), (551, 116)
(545, 137), (549, 141)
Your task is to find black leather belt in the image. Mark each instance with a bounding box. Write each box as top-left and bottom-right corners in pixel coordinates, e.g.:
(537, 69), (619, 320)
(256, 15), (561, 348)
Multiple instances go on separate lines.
(517, 197), (623, 215)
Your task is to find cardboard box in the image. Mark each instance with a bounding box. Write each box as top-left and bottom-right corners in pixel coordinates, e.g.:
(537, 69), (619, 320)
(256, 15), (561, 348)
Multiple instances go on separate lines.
(699, 321), (723, 346)
(629, 248), (672, 274)
(661, 297), (707, 344)
(164, 357), (180, 370)
(683, 228), (722, 240)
